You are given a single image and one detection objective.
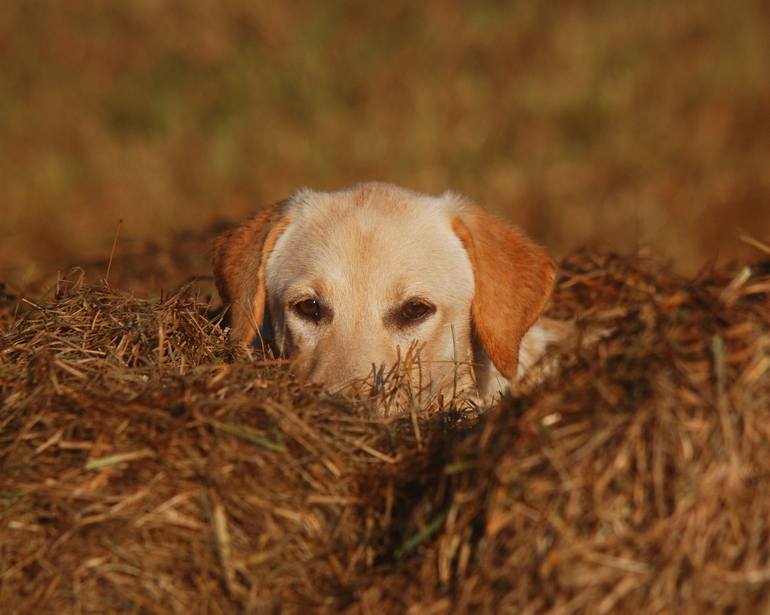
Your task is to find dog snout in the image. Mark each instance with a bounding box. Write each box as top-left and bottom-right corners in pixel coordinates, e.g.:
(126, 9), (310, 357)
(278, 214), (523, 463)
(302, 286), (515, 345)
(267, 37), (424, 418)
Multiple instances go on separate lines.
(306, 356), (382, 394)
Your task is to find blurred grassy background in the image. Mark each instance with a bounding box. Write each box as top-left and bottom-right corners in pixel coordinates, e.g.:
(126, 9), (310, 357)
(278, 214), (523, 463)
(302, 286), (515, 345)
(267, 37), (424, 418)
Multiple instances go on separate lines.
(1, 0), (769, 288)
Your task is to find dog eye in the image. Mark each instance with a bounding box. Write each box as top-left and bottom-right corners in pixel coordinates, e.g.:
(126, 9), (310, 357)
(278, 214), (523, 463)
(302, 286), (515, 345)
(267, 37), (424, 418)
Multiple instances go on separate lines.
(400, 300), (435, 323)
(293, 299), (322, 322)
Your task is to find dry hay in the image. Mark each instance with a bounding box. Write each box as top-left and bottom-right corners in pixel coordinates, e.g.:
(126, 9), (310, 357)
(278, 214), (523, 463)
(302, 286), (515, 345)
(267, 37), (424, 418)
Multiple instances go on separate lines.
(2, 250), (770, 614)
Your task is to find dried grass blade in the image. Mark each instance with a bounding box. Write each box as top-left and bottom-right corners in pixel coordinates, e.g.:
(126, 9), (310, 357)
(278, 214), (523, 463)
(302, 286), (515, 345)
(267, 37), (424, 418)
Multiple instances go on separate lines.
(395, 512), (447, 560)
(84, 449), (155, 471)
(209, 419), (285, 452)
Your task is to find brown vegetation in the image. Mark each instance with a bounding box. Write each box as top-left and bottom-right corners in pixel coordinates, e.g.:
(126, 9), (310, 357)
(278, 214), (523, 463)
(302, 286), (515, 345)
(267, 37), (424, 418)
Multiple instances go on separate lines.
(3, 2), (770, 611)
(2, 1), (770, 284)
(2, 248), (769, 613)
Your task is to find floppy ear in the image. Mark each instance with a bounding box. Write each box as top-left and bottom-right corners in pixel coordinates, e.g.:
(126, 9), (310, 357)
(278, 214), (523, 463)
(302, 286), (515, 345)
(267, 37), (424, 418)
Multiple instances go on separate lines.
(212, 202), (290, 345)
(452, 205), (556, 380)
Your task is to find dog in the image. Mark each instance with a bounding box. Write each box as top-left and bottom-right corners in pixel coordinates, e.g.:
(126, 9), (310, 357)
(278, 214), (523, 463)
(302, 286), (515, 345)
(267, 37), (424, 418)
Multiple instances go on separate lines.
(213, 182), (564, 405)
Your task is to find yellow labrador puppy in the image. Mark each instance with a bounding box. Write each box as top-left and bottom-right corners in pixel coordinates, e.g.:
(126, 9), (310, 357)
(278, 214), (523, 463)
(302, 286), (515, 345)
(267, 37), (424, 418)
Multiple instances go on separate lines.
(213, 182), (560, 402)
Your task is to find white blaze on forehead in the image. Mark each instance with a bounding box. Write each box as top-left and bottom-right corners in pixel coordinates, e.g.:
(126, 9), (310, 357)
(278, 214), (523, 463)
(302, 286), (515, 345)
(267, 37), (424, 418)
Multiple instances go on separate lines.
(264, 184), (475, 311)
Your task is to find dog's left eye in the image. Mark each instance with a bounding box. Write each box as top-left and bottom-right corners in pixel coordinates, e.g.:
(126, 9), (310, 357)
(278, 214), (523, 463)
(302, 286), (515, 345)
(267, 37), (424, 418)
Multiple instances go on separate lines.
(400, 300), (435, 323)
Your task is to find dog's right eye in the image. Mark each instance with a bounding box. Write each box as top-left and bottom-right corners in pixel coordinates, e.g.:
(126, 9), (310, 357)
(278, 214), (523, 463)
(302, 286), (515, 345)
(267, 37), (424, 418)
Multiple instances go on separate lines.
(293, 299), (322, 323)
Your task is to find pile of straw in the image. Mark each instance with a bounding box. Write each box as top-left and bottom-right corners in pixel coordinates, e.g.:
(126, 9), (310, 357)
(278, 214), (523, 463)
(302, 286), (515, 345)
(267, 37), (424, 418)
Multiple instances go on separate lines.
(2, 250), (769, 613)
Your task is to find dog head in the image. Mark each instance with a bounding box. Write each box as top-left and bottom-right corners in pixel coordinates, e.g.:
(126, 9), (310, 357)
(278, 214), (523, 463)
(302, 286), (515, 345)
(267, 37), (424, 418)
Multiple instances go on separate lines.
(213, 183), (555, 399)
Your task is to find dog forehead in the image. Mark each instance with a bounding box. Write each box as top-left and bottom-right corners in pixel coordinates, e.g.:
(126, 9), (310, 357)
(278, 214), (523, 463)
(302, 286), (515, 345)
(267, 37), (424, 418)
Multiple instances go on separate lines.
(291, 184), (455, 230)
(265, 185), (473, 295)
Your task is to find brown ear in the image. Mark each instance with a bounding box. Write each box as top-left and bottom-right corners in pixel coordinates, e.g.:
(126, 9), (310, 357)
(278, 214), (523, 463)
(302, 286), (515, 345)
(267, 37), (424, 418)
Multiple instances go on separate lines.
(212, 202), (290, 344)
(452, 205), (556, 380)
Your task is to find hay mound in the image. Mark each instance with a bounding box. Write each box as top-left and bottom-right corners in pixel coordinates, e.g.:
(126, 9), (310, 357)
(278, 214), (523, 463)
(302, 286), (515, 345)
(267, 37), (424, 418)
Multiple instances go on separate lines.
(2, 252), (770, 613)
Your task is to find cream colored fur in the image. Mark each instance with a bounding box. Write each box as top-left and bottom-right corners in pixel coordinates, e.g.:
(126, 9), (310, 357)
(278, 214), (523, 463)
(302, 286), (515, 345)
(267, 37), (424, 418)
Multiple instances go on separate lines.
(213, 182), (560, 404)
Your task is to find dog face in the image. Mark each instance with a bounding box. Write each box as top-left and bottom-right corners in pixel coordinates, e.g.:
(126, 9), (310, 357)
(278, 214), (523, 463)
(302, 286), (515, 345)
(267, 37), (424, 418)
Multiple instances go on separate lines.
(263, 187), (476, 392)
(213, 183), (555, 400)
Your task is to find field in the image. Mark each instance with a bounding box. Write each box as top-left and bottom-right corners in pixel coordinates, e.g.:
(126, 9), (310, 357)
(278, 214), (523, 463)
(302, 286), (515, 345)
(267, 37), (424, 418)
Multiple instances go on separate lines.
(2, 1), (770, 613)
